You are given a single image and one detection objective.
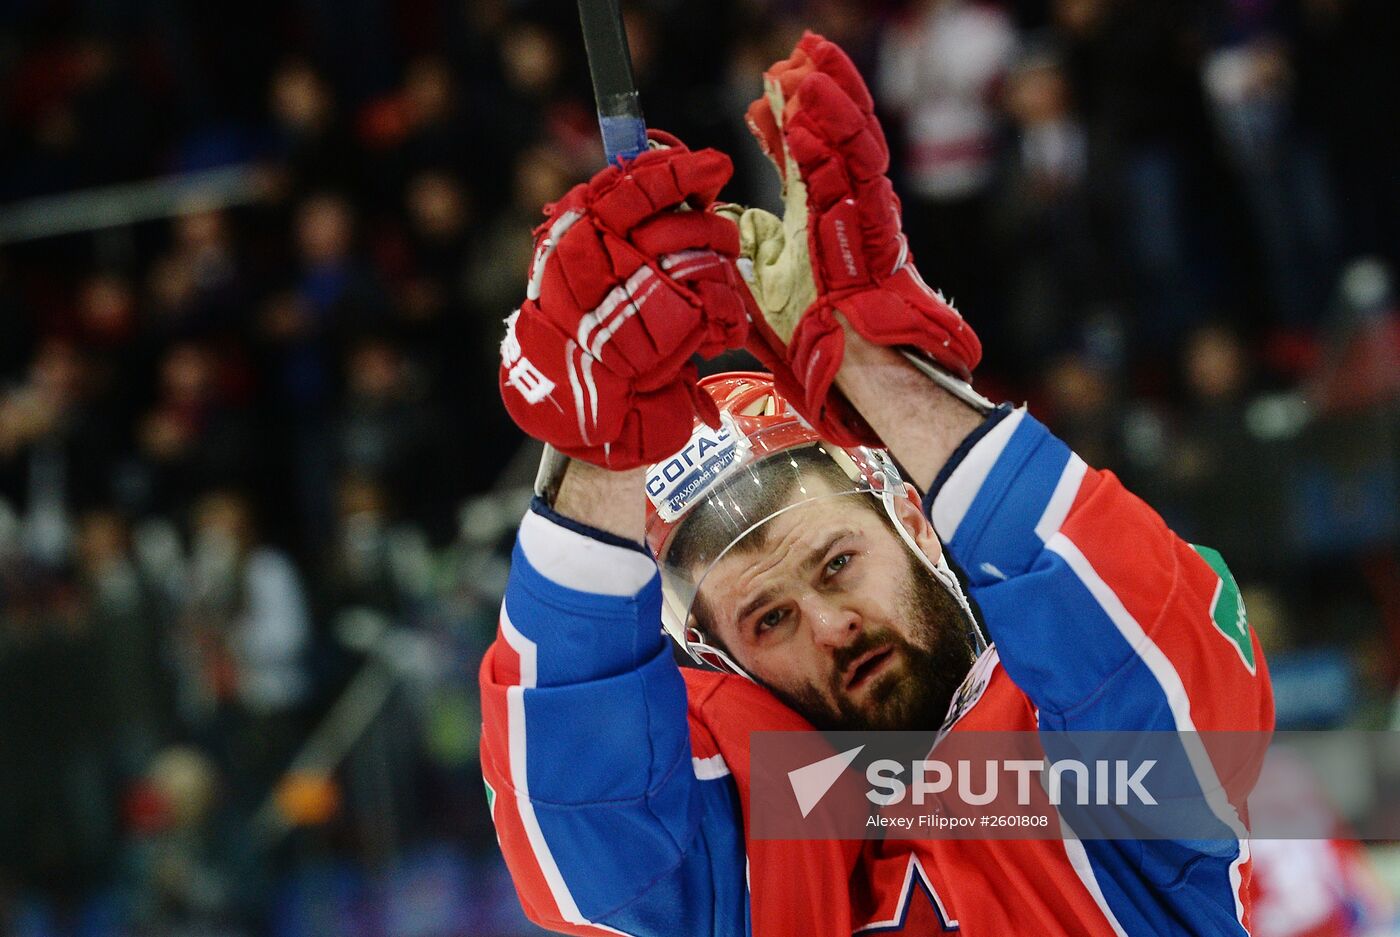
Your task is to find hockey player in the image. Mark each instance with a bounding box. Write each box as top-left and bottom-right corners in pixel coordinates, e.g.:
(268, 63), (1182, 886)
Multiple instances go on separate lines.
(484, 33), (1274, 936)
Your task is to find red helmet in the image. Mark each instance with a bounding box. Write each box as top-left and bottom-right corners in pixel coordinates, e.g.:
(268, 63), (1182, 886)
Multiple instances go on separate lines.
(643, 372), (979, 676)
(644, 371), (856, 554)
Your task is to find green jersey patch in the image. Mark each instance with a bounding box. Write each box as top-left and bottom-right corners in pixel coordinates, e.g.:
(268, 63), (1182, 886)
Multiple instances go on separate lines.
(1191, 544), (1255, 674)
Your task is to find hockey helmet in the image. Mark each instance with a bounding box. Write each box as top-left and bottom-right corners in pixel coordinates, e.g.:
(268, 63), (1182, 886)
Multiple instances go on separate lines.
(643, 372), (982, 677)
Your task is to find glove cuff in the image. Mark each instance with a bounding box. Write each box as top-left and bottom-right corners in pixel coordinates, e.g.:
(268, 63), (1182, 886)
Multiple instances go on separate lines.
(746, 301), (880, 448)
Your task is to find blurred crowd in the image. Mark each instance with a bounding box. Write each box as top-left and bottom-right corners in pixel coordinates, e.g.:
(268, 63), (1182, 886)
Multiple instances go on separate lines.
(1, 0), (1399, 934)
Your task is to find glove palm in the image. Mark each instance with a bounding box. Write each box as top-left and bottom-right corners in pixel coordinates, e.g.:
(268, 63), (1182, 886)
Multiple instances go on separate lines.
(729, 33), (982, 446)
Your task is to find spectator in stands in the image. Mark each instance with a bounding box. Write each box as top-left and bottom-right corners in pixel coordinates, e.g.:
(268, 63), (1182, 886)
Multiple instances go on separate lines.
(177, 491), (310, 800)
(1293, 0), (1400, 269)
(74, 510), (169, 775)
(74, 274), (136, 352)
(490, 22), (572, 174)
(290, 192), (384, 341)
(1201, 0), (1339, 328)
(1311, 258), (1400, 413)
(399, 57), (470, 176)
(145, 207), (245, 341)
(399, 169), (473, 331)
(1054, 0), (1212, 352)
(2, 35), (158, 198)
(322, 473), (432, 623)
(878, 0), (1017, 322)
(191, 491), (309, 715)
(123, 746), (254, 936)
(1169, 323), (1284, 578)
(136, 342), (255, 519)
(268, 60), (356, 194)
(259, 192), (388, 543)
(992, 43), (1111, 373)
(0, 339), (119, 564)
(466, 143), (575, 322)
(1040, 346), (1125, 472)
(390, 169), (478, 416)
(335, 335), (444, 530)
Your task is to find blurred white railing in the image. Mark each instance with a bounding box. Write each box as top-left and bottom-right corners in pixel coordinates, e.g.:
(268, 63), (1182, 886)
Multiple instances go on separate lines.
(0, 163), (273, 244)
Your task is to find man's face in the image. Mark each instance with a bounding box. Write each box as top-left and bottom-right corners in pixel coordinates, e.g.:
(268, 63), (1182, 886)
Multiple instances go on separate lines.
(698, 492), (975, 731)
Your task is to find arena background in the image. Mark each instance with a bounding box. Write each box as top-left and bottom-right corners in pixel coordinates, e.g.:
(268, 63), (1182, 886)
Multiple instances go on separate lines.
(1, 0), (1398, 934)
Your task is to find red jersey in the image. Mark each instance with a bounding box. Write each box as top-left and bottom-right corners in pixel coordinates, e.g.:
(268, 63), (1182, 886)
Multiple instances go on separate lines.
(483, 408), (1274, 935)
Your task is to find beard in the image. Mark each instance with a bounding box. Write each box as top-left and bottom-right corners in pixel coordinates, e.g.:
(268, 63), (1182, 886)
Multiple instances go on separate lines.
(772, 550), (977, 732)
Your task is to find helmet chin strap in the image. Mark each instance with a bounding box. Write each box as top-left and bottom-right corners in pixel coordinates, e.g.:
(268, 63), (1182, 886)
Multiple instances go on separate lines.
(684, 626), (755, 682)
(876, 473), (989, 660)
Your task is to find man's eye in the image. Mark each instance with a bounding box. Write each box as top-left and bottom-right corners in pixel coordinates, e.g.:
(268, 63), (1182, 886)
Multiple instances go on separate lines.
(756, 608), (787, 633)
(825, 553), (852, 576)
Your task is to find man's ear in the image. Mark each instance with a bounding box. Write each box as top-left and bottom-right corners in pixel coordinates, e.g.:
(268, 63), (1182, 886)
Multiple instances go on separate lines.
(891, 482), (943, 564)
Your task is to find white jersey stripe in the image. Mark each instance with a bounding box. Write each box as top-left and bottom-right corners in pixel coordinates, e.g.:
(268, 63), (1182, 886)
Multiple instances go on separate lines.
(1061, 831), (1131, 937)
(1036, 455), (1250, 934)
(1048, 533), (1251, 931)
(930, 407), (1025, 542)
(499, 606), (635, 936)
(1036, 459), (1131, 935)
(1035, 453), (1087, 543)
(1046, 534), (1248, 836)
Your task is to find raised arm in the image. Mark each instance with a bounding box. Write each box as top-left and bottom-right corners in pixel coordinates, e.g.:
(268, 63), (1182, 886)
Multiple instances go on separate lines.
(835, 328), (1272, 733)
(552, 464), (645, 542)
(729, 32), (1271, 733)
(727, 31), (1270, 935)
(831, 331), (984, 491)
(834, 341), (1272, 935)
(481, 139), (753, 936)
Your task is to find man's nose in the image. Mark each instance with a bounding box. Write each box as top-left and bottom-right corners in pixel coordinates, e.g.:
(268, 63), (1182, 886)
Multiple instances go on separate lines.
(803, 593), (861, 649)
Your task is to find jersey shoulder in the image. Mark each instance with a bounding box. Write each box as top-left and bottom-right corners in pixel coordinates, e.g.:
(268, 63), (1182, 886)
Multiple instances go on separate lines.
(682, 668), (815, 738)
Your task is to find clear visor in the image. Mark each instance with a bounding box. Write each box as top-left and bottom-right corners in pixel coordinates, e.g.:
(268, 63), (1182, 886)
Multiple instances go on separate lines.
(653, 441), (902, 657)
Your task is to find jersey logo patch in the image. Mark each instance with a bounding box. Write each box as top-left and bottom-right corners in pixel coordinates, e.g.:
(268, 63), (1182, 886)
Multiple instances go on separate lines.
(483, 777), (497, 821)
(854, 855), (959, 934)
(940, 647), (999, 730)
(1191, 544), (1255, 674)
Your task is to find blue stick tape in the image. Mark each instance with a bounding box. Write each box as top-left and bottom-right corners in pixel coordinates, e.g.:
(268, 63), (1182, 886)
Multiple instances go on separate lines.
(599, 114), (649, 163)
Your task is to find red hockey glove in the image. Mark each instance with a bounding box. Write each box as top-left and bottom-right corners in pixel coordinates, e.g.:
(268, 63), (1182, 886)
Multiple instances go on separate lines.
(729, 32), (981, 447)
(499, 134), (750, 469)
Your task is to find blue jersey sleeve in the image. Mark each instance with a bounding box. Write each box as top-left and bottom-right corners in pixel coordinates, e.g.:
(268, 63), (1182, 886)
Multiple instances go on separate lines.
(480, 502), (750, 936)
(926, 409), (1273, 937)
(925, 408), (1271, 733)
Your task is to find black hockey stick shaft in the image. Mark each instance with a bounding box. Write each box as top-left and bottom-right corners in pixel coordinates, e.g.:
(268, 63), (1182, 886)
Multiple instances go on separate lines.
(577, 0), (648, 161)
(534, 1), (651, 500)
